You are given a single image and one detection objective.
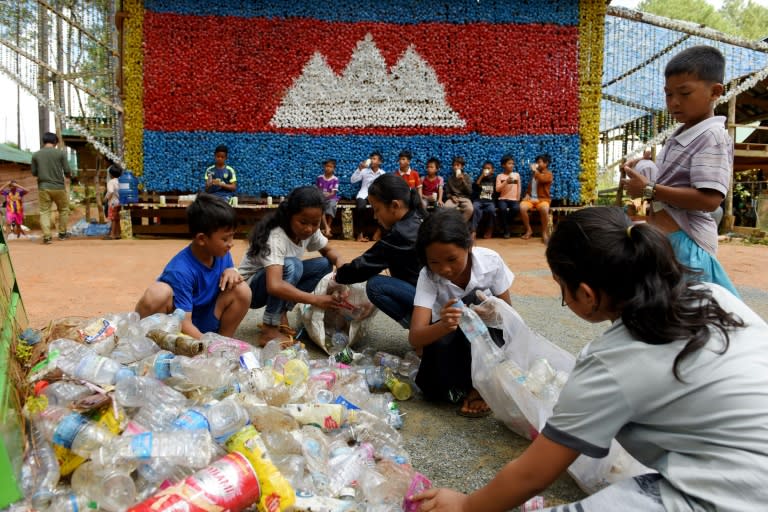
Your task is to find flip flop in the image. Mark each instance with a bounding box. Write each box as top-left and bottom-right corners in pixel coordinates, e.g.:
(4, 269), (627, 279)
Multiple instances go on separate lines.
(278, 324), (297, 337)
(457, 395), (492, 418)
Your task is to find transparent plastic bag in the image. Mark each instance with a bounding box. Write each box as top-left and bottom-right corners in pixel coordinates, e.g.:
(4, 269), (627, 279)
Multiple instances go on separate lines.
(300, 273), (377, 355)
(469, 296), (653, 494)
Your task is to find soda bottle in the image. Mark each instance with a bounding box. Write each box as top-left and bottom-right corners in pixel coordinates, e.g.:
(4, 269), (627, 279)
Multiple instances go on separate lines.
(70, 460), (136, 512)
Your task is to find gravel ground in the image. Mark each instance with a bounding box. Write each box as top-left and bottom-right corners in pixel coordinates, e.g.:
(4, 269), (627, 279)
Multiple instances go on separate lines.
(233, 267), (768, 507)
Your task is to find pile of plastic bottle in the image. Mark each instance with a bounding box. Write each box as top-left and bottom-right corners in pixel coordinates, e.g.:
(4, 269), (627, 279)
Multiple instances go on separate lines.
(13, 308), (430, 512)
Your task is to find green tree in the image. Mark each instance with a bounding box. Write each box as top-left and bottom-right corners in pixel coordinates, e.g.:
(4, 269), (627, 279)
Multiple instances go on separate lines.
(637, 0), (768, 40)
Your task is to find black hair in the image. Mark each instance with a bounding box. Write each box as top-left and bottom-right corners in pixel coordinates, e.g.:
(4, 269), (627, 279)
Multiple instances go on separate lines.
(482, 160), (494, 168)
(665, 45), (725, 83)
(452, 156), (465, 166)
(546, 207), (744, 381)
(247, 186), (324, 259)
(369, 151), (383, 160)
(214, 144), (228, 155)
(108, 163), (123, 179)
(367, 173), (426, 218)
(187, 193), (237, 237)
(42, 132), (58, 145)
(416, 208), (471, 269)
(501, 154), (514, 165)
(398, 150), (413, 160)
(323, 159), (336, 166)
(426, 157), (441, 169)
(535, 154), (551, 164)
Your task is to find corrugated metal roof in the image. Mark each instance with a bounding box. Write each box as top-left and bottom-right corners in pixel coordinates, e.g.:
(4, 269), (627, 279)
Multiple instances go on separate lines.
(0, 143), (32, 165)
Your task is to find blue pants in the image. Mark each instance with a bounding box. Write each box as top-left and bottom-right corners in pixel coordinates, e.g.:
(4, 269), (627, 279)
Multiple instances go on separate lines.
(497, 199), (520, 233)
(365, 275), (415, 328)
(667, 230), (739, 298)
(471, 201), (496, 232)
(249, 256), (332, 325)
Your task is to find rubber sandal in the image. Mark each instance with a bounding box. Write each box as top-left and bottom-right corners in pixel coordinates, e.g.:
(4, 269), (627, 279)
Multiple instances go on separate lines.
(278, 324), (297, 337)
(457, 395), (492, 418)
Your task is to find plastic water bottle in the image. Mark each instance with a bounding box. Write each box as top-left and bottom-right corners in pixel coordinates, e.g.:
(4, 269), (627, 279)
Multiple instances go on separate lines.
(384, 368), (413, 401)
(139, 308), (185, 334)
(34, 406), (115, 459)
(70, 460), (136, 512)
(48, 338), (123, 386)
(330, 330), (349, 356)
(34, 380), (92, 407)
(205, 399), (251, 443)
(327, 442), (374, 496)
(457, 301), (499, 369)
(135, 350), (175, 380)
(93, 430), (216, 468)
(28, 420), (60, 510)
(114, 375), (187, 409)
(169, 354), (232, 388)
(110, 334), (160, 365)
(46, 492), (99, 512)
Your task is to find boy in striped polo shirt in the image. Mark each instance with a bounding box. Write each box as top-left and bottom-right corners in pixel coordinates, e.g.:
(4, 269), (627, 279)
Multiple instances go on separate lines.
(624, 45), (738, 297)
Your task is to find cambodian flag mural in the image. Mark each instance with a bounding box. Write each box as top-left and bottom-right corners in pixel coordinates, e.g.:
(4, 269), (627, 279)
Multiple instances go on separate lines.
(139, 0), (585, 201)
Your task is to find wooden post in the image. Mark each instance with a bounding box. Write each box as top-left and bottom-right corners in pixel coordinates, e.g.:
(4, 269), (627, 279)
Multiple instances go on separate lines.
(724, 96), (737, 232)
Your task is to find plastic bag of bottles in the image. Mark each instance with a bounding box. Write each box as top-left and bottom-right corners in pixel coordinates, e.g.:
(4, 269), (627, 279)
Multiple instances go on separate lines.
(301, 273), (377, 355)
(466, 296), (653, 495)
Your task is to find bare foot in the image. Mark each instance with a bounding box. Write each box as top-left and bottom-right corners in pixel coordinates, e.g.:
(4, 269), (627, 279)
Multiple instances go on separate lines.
(521, 231), (533, 240)
(257, 324), (286, 347)
(356, 234), (369, 242)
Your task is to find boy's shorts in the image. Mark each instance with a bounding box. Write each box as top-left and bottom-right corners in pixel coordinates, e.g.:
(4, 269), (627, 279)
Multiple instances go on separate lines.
(108, 204), (121, 221)
(323, 200), (338, 217)
(667, 230), (739, 298)
(520, 199), (550, 210)
(6, 211), (22, 226)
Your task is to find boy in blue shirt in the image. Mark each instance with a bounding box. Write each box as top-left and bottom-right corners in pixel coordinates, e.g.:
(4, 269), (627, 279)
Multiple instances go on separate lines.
(204, 144), (238, 204)
(135, 194), (251, 338)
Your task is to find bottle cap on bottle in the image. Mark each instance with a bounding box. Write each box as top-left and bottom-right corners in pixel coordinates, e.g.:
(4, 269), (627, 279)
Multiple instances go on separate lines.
(34, 380), (50, 396)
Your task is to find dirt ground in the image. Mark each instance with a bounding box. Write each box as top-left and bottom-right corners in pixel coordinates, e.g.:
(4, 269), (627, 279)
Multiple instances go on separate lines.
(6, 232), (768, 328)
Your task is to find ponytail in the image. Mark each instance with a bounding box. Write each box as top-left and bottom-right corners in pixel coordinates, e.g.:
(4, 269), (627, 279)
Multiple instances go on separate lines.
(368, 174), (426, 216)
(547, 207), (744, 381)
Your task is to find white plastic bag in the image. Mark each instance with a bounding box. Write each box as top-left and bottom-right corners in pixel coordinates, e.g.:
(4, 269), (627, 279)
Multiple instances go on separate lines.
(300, 273), (377, 354)
(469, 296), (653, 494)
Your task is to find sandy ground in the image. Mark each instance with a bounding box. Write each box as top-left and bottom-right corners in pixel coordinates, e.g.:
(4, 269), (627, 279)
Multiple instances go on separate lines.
(5, 231), (768, 503)
(7, 234), (767, 327)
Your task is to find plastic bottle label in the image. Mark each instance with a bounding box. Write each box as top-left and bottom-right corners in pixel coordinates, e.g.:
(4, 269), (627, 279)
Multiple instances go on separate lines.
(239, 352), (260, 370)
(52, 412), (89, 449)
(130, 432), (154, 459)
(333, 395), (361, 411)
(172, 409), (210, 431)
(153, 353), (174, 380)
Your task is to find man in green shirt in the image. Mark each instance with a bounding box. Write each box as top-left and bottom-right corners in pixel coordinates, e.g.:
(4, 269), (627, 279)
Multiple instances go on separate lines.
(31, 132), (71, 244)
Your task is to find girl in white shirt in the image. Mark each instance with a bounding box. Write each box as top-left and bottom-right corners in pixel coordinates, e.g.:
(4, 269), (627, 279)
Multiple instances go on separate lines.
(239, 186), (345, 346)
(409, 208), (514, 417)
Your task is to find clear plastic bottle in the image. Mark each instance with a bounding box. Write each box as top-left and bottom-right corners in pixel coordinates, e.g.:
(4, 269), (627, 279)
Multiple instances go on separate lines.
(383, 368), (413, 401)
(129, 397), (189, 433)
(35, 380), (92, 407)
(93, 430), (216, 468)
(205, 398), (251, 443)
(114, 375), (187, 409)
(46, 491), (99, 512)
(34, 406), (115, 459)
(28, 420), (60, 510)
(110, 333), (160, 365)
(169, 354), (232, 388)
(70, 461), (136, 512)
(457, 301), (499, 369)
(138, 308), (185, 335)
(48, 338), (123, 386)
(327, 442), (374, 497)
